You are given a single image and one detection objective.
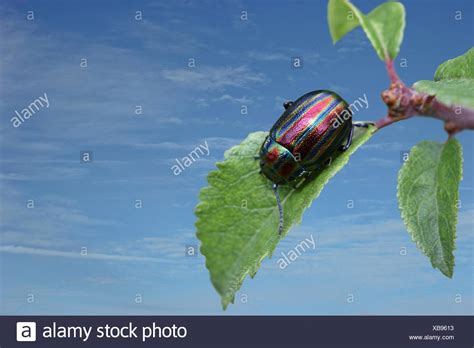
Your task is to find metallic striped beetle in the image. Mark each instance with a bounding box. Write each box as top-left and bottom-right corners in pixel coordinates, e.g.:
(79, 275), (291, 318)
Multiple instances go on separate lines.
(259, 90), (369, 234)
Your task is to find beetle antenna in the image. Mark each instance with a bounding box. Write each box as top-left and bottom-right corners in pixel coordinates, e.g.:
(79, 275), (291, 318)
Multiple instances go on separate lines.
(272, 183), (284, 235)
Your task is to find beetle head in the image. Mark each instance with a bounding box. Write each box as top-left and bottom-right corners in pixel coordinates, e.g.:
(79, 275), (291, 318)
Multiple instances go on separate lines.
(259, 136), (304, 184)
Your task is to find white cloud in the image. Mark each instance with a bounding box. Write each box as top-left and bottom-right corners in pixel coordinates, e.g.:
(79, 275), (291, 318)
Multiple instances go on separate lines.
(0, 245), (165, 263)
(133, 137), (240, 151)
(247, 51), (288, 61)
(0, 187), (118, 249)
(0, 11), (188, 150)
(215, 94), (253, 104)
(134, 141), (188, 150)
(120, 236), (189, 258)
(334, 30), (371, 56)
(0, 167), (89, 181)
(247, 50), (321, 64)
(205, 137), (241, 149)
(362, 156), (399, 167)
(162, 65), (267, 90)
(361, 142), (404, 151)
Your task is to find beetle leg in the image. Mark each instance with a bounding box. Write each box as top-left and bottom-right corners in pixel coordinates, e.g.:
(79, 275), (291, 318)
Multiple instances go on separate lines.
(325, 157), (332, 167)
(272, 183), (284, 235)
(340, 122), (375, 152)
(283, 101), (294, 110)
(339, 124), (354, 152)
(353, 122), (374, 128)
(293, 177), (307, 189)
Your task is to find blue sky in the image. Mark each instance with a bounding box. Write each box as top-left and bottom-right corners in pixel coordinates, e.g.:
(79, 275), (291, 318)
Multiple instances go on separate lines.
(0, 0), (472, 315)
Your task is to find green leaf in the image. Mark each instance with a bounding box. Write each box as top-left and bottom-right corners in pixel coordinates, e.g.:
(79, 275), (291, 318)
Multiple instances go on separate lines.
(434, 47), (474, 80)
(328, 0), (405, 60)
(397, 139), (463, 278)
(414, 79), (474, 109)
(414, 48), (474, 109)
(196, 124), (376, 309)
(327, 0), (360, 43)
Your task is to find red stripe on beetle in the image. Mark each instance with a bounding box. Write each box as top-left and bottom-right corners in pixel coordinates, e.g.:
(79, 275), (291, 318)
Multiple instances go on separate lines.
(293, 102), (344, 160)
(278, 95), (334, 146)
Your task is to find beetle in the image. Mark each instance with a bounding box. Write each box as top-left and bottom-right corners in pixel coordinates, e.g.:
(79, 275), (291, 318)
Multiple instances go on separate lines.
(258, 90), (370, 234)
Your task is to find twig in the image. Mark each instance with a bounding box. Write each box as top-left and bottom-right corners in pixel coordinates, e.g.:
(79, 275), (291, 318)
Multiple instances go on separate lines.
(376, 59), (474, 136)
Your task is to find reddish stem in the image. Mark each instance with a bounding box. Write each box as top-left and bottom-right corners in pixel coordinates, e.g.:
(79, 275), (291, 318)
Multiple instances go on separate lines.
(428, 99), (474, 135)
(385, 59), (401, 84)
